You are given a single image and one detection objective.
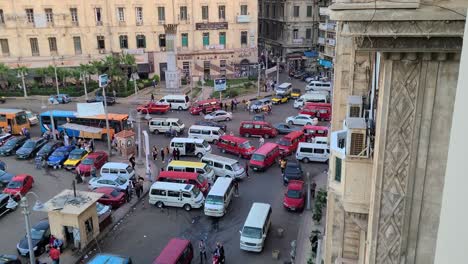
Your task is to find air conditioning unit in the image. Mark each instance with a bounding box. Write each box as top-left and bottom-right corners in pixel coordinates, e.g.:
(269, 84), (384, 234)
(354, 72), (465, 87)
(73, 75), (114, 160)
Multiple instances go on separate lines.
(347, 95), (363, 118)
(345, 117), (369, 158)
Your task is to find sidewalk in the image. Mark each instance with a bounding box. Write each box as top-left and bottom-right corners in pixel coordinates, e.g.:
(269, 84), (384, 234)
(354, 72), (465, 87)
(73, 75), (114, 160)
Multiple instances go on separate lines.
(36, 153), (154, 264)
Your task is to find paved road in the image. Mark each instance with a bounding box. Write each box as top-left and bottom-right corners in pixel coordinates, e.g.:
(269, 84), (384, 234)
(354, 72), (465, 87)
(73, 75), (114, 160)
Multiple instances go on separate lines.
(0, 73), (328, 263)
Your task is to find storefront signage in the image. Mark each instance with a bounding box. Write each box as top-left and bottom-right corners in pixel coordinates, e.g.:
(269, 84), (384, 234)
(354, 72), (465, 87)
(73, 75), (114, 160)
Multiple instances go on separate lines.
(196, 22), (228, 30)
(319, 59), (333, 68)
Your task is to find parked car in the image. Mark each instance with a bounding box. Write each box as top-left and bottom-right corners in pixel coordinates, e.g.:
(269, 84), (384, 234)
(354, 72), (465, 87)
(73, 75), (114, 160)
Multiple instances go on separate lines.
(94, 187), (127, 209)
(271, 94), (289, 104)
(0, 170), (14, 191)
(283, 161), (303, 185)
(88, 175), (130, 191)
(77, 151), (108, 176)
(137, 102), (170, 114)
(286, 114), (318, 126)
(239, 121), (278, 138)
(87, 95), (116, 105)
(204, 110), (232, 122)
(0, 136), (27, 156)
(217, 135), (256, 159)
(25, 111), (39, 126)
(36, 141), (64, 161)
(87, 254), (133, 264)
(0, 133), (12, 147)
(194, 121), (227, 132)
(96, 202), (111, 219)
(47, 145), (75, 168)
(273, 123), (301, 134)
(249, 98), (272, 112)
(49, 94), (71, 104)
(16, 219), (50, 257)
(189, 99), (221, 115)
(0, 254), (21, 264)
(291, 88), (301, 99)
(0, 193), (16, 218)
(283, 180), (305, 211)
(3, 174), (34, 200)
(15, 137), (48, 159)
(252, 114), (265, 122)
(294, 71), (305, 79)
(63, 148), (89, 170)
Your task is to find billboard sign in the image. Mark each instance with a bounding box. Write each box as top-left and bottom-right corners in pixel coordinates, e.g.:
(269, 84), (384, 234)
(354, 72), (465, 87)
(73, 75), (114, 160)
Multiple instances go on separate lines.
(214, 78), (227, 92)
(98, 74), (108, 88)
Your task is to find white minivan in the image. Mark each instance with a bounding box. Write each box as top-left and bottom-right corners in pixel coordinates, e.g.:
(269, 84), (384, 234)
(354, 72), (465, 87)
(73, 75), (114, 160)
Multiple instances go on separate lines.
(201, 154), (246, 179)
(295, 142), (330, 163)
(100, 162), (135, 180)
(169, 138), (212, 158)
(293, 92), (329, 108)
(148, 118), (185, 134)
(158, 94), (191, 110)
(204, 177), (235, 217)
(275, 83), (292, 96)
(239, 203), (272, 252)
(305, 81), (332, 92)
(188, 125), (224, 143)
(149, 182), (204, 211)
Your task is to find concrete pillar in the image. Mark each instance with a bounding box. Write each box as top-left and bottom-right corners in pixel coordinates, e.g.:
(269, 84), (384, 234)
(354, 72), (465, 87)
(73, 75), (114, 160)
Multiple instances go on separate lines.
(434, 20), (468, 264)
(164, 24), (180, 90)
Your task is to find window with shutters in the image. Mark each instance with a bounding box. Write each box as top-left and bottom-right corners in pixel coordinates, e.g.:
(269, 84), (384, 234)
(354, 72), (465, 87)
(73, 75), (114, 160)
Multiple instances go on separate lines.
(350, 133), (365, 156)
(306, 28), (312, 39)
(240, 5), (248, 15)
(0, 39), (9, 56)
(95, 8), (102, 24)
(203, 32), (210, 46)
(48, 37), (58, 54)
(136, 35), (146, 48)
(30, 38), (39, 56)
(202, 6), (209, 20)
(97, 36), (105, 49)
(334, 157), (342, 182)
(240, 31), (247, 47)
(265, 4), (269, 17)
(45, 9), (54, 24)
(0, 10), (4, 24)
(181, 33), (188, 47)
(73, 37), (82, 55)
(117, 7), (125, 22)
(119, 35), (128, 49)
(26, 9), (34, 24)
(218, 6), (225, 20)
(180, 6), (187, 20)
(70, 8), (78, 24)
(136, 7), (143, 24)
(293, 6), (299, 17)
(307, 6), (312, 17)
(159, 34), (166, 48)
(219, 32), (225, 46)
(158, 7), (165, 22)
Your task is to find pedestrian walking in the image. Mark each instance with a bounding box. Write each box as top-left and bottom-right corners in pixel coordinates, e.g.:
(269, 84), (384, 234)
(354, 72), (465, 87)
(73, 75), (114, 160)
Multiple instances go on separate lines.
(151, 93), (155, 102)
(165, 146), (170, 157)
(112, 90), (117, 99)
(245, 100), (250, 112)
(89, 139), (95, 152)
(259, 137), (265, 147)
(230, 100), (234, 112)
(152, 146), (158, 160)
(245, 161), (249, 178)
(220, 102), (223, 109)
(172, 148), (177, 160)
(311, 180), (317, 199)
(152, 79), (157, 88)
(234, 179), (239, 197)
(216, 242), (225, 263)
(280, 158), (287, 174)
(75, 170), (83, 183)
(135, 180), (142, 199)
(224, 103), (228, 112)
(49, 245), (60, 264)
(160, 148), (165, 162)
(176, 148), (181, 160)
(199, 239), (207, 263)
(129, 154), (136, 169)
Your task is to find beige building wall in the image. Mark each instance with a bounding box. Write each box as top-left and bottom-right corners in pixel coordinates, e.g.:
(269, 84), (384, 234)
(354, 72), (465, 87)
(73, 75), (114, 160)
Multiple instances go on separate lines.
(0, 0), (257, 79)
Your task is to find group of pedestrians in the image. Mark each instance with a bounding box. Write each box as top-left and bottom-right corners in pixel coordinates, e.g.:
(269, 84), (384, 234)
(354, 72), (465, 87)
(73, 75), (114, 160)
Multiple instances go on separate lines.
(199, 240), (225, 264)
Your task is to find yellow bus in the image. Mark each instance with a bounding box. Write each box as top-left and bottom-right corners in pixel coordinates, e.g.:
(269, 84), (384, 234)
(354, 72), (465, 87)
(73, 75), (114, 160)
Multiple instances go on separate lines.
(0, 109), (30, 135)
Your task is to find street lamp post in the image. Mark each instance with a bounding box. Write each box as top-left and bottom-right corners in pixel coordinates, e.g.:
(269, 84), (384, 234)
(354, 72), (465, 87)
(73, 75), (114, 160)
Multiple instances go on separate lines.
(276, 57), (280, 86)
(54, 64), (60, 96)
(81, 72), (88, 101)
(102, 86), (112, 156)
(17, 70), (27, 98)
(41, 103), (57, 141)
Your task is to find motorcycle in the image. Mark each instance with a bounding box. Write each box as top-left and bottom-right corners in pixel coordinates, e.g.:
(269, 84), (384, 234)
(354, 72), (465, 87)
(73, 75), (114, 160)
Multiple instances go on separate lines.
(0, 96), (5, 103)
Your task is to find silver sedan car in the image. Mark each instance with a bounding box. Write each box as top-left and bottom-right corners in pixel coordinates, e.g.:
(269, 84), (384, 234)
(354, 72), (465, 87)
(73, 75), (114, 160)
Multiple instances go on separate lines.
(204, 110), (233, 122)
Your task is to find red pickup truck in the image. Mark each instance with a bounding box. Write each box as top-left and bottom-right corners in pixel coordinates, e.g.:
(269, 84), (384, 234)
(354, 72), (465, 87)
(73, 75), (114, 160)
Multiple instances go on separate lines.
(137, 102), (170, 114)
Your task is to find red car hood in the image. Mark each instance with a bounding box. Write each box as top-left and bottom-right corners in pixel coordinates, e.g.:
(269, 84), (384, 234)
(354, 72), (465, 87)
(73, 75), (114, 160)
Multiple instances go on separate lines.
(78, 164), (92, 172)
(3, 188), (21, 195)
(283, 196), (304, 208)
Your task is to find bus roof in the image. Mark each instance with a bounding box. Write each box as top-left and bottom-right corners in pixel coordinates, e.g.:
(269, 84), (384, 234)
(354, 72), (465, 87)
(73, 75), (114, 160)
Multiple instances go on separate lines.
(0, 108), (25, 114)
(153, 238), (191, 264)
(40, 110), (128, 120)
(168, 160), (206, 168)
(244, 203), (271, 228)
(208, 177), (233, 197)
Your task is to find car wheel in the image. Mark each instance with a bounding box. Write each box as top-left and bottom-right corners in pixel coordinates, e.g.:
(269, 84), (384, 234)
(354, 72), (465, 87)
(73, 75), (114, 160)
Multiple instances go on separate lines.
(153, 129), (159, 134)
(196, 152), (203, 158)
(226, 117), (231, 121)
(288, 121), (293, 125)
(264, 134), (270, 139)
(303, 157), (310, 163)
(183, 204), (192, 211)
(212, 139), (218, 144)
(178, 106), (183, 111)
(244, 133), (250, 138)
(156, 201), (164, 208)
(306, 122), (312, 125)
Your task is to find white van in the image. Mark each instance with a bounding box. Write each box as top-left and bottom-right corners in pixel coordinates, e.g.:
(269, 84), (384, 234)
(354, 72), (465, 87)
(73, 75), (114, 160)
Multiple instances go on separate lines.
(169, 138), (212, 158)
(204, 177), (235, 217)
(312, 136), (328, 145)
(100, 162), (135, 180)
(188, 125), (224, 143)
(149, 182), (204, 211)
(167, 160), (216, 183)
(200, 154), (246, 179)
(158, 94), (191, 110)
(275, 82), (292, 96)
(305, 81), (332, 92)
(148, 118), (185, 134)
(295, 142), (330, 163)
(239, 203), (272, 252)
(293, 92), (329, 108)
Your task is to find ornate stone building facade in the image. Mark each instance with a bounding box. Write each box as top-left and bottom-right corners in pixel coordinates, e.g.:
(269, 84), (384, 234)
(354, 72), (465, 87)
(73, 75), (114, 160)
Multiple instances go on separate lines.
(0, 0), (257, 81)
(323, 1), (465, 263)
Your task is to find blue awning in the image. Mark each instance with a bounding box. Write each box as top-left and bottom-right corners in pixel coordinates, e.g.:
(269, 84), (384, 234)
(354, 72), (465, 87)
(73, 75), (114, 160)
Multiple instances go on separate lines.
(304, 51), (318, 58)
(319, 59), (333, 68)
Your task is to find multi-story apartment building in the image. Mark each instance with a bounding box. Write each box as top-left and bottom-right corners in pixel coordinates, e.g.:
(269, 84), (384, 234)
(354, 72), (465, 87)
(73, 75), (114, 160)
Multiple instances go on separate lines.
(258, 0), (323, 71)
(323, 1), (464, 264)
(0, 0), (257, 81)
(317, 2), (335, 80)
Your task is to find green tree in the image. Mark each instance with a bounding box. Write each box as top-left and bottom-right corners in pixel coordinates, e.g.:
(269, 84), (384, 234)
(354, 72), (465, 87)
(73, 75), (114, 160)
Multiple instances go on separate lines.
(0, 64), (10, 89)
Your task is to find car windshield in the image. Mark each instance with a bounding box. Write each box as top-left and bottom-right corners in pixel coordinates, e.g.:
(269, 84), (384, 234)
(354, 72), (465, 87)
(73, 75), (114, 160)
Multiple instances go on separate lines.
(242, 226), (262, 239)
(192, 186), (201, 197)
(197, 175), (205, 184)
(41, 145), (52, 152)
(0, 170), (6, 177)
(177, 120), (184, 126)
(4, 139), (17, 147)
(206, 195), (223, 204)
(115, 177), (126, 185)
(6, 180), (22, 189)
(277, 139), (292, 146)
(30, 228), (45, 240)
(69, 153), (82, 160)
(96, 203), (105, 212)
(22, 141), (35, 148)
(232, 163), (242, 171)
(239, 142), (252, 149)
(202, 141), (209, 148)
(251, 154), (265, 161)
(82, 158), (94, 165)
(110, 189), (121, 197)
(285, 165), (301, 173)
(26, 112), (33, 118)
(287, 189), (302, 199)
(52, 151), (65, 157)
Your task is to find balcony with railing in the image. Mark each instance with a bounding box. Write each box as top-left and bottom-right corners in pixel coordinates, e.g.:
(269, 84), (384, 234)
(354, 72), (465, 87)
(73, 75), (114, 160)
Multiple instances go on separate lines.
(319, 22), (336, 32)
(318, 37), (325, 45)
(237, 15), (251, 23)
(326, 38), (336, 46)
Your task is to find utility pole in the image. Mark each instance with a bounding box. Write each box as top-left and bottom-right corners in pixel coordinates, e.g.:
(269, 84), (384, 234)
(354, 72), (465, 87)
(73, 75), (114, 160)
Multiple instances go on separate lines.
(54, 61), (60, 95)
